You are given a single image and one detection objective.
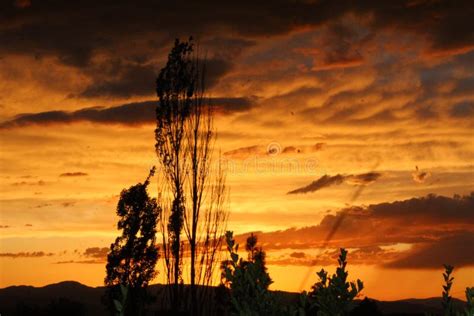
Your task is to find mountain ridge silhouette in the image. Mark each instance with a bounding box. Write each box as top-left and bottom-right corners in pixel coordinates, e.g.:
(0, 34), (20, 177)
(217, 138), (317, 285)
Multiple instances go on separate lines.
(0, 281), (467, 315)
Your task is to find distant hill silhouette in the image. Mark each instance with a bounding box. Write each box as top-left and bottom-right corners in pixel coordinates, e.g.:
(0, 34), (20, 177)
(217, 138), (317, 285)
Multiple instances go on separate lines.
(0, 281), (467, 315)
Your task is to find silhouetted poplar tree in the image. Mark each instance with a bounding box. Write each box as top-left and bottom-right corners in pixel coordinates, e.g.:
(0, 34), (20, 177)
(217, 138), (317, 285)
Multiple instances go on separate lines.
(155, 37), (228, 314)
(105, 168), (160, 316)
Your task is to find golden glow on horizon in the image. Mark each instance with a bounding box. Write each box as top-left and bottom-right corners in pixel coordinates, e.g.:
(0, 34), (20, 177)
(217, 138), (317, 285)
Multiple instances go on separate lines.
(1, 10), (473, 301)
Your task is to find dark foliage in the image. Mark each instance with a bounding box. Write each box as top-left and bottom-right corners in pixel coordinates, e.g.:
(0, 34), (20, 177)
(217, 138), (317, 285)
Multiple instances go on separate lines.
(104, 168), (160, 316)
(155, 37), (228, 315)
(442, 264), (455, 315)
(309, 248), (364, 316)
(155, 37), (196, 312)
(221, 231), (276, 315)
(14, 298), (86, 316)
(350, 297), (383, 316)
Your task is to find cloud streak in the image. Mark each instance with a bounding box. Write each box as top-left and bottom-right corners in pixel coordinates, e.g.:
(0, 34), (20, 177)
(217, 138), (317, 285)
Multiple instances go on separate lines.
(0, 98), (253, 129)
(83, 247), (108, 260)
(0, 251), (54, 258)
(287, 172), (382, 194)
(59, 172), (88, 177)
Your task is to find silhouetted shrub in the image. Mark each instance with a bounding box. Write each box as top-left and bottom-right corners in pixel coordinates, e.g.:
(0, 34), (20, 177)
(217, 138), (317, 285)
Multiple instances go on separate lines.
(309, 248), (363, 316)
(221, 231), (277, 315)
(442, 264), (455, 316)
(463, 287), (474, 316)
(426, 264), (474, 316)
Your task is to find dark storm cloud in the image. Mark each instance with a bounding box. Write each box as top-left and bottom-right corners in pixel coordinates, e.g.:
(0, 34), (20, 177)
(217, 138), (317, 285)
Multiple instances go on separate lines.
(78, 57), (232, 99)
(287, 172), (382, 194)
(203, 58), (235, 88)
(370, 193), (474, 224)
(292, 47), (473, 127)
(450, 101), (474, 118)
(413, 57), (474, 114)
(237, 193), (474, 267)
(1, 0), (472, 68)
(202, 37), (256, 59)
(451, 76), (474, 97)
(0, 97), (253, 128)
(385, 232), (474, 269)
(301, 20), (369, 71)
(252, 193), (474, 248)
(79, 64), (158, 98)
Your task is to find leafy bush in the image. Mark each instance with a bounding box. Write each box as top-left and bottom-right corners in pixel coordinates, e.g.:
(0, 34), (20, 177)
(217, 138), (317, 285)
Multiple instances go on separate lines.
(463, 287), (474, 316)
(112, 284), (128, 316)
(221, 231), (277, 315)
(308, 248), (364, 316)
(442, 264), (455, 316)
(427, 265), (474, 316)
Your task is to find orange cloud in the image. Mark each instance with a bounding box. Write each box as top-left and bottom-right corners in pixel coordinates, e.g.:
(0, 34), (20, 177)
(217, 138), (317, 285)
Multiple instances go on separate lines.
(236, 193), (474, 268)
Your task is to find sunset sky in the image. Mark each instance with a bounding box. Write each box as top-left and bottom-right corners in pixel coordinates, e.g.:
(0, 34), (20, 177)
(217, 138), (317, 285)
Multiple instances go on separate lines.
(1, 0), (473, 300)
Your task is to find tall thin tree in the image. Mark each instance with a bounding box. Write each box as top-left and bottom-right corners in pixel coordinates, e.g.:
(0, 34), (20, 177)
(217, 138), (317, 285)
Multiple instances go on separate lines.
(155, 38), (193, 312)
(155, 37), (228, 314)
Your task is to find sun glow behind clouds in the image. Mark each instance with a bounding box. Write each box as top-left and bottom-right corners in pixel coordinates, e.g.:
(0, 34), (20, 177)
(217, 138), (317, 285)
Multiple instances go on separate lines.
(1, 0), (474, 300)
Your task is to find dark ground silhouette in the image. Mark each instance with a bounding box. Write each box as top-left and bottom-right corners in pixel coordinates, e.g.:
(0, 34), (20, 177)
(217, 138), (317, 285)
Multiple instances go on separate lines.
(0, 281), (467, 316)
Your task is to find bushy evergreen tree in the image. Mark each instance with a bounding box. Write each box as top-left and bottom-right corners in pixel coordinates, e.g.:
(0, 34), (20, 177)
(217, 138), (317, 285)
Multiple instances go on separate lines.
(104, 168), (160, 316)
